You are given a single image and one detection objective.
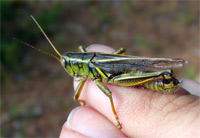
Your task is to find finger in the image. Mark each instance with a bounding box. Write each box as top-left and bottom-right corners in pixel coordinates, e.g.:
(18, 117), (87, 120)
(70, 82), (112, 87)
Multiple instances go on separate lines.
(60, 123), (89, 138)
(64, 106), (126, 137)
(74, 45), (200, 137)
(181, 78), (200, 96)
(86, 44), (115, 53)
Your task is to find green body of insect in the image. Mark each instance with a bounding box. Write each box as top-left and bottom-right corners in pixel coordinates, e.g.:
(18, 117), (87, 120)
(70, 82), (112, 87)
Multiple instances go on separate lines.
(60, 47), (185, 128)
(19, 16), (186, 129)
(62, 50), (182, 93)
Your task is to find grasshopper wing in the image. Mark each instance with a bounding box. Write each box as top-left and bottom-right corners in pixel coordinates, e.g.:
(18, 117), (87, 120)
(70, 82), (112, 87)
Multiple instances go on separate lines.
(91, 53), (187, 74)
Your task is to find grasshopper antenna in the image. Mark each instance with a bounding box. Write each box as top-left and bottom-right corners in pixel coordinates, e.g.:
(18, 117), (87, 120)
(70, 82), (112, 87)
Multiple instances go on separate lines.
(30, 15), (62, 57)
(14, 38), (60, 61)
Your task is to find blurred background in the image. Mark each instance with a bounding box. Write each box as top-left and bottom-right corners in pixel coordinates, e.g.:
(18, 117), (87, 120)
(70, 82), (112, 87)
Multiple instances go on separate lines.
(1, 1), (199, 137)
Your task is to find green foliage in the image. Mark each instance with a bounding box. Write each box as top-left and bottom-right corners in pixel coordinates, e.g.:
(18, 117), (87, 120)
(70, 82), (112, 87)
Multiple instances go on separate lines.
(88, 3), (116, 34)
(90, 6), (110, 23)
(0, 100), (2, 110)
(36, 3), (63, 32)
(10, 105), (20, 119)
(176, 13), (196, 25)
(1, 1), (64, 81)
(1, 41), (21, 68)
(121, 2), (137, 13)
(133, 35), (156, 50)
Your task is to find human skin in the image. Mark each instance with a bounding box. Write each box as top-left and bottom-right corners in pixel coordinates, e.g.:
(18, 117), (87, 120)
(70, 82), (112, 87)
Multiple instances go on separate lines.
(60, 45), (200, 138)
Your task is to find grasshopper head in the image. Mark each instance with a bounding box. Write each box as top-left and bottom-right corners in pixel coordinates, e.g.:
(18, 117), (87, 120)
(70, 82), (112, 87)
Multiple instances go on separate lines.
(60, 55), (75, 77)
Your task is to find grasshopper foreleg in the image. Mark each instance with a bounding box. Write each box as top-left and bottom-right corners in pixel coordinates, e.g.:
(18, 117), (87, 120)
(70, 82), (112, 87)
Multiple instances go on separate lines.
(94, 79), (122, 129)
(74, 78), (87, 105)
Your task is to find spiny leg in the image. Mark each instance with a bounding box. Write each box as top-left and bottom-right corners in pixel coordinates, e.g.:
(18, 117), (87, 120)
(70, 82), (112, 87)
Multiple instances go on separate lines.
(78, 46), (87, 52)
(94, 79), (122, 129)
(74, 78), (86, 105)
(112, 48), (126, 55)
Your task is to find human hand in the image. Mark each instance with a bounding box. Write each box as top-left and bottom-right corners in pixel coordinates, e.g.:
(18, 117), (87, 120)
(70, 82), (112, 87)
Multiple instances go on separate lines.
(60, 45), (200, 138)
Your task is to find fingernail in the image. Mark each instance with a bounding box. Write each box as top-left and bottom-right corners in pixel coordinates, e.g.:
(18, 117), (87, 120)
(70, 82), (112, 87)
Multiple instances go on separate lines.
(66, 106), (125, 137)
(66, 107), (80, 129)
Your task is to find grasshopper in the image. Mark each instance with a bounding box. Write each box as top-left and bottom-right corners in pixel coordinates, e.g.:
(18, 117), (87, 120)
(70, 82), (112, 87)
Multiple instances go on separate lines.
(17, 16), (187, 129)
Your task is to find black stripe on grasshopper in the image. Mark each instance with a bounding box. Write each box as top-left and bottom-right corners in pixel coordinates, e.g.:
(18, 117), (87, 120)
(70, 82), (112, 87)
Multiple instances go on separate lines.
(22, 16), (186, 129)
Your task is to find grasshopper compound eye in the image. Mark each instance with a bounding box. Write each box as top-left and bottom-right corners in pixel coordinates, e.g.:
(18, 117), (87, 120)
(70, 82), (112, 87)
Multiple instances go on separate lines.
(61, 57), (67, 67)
